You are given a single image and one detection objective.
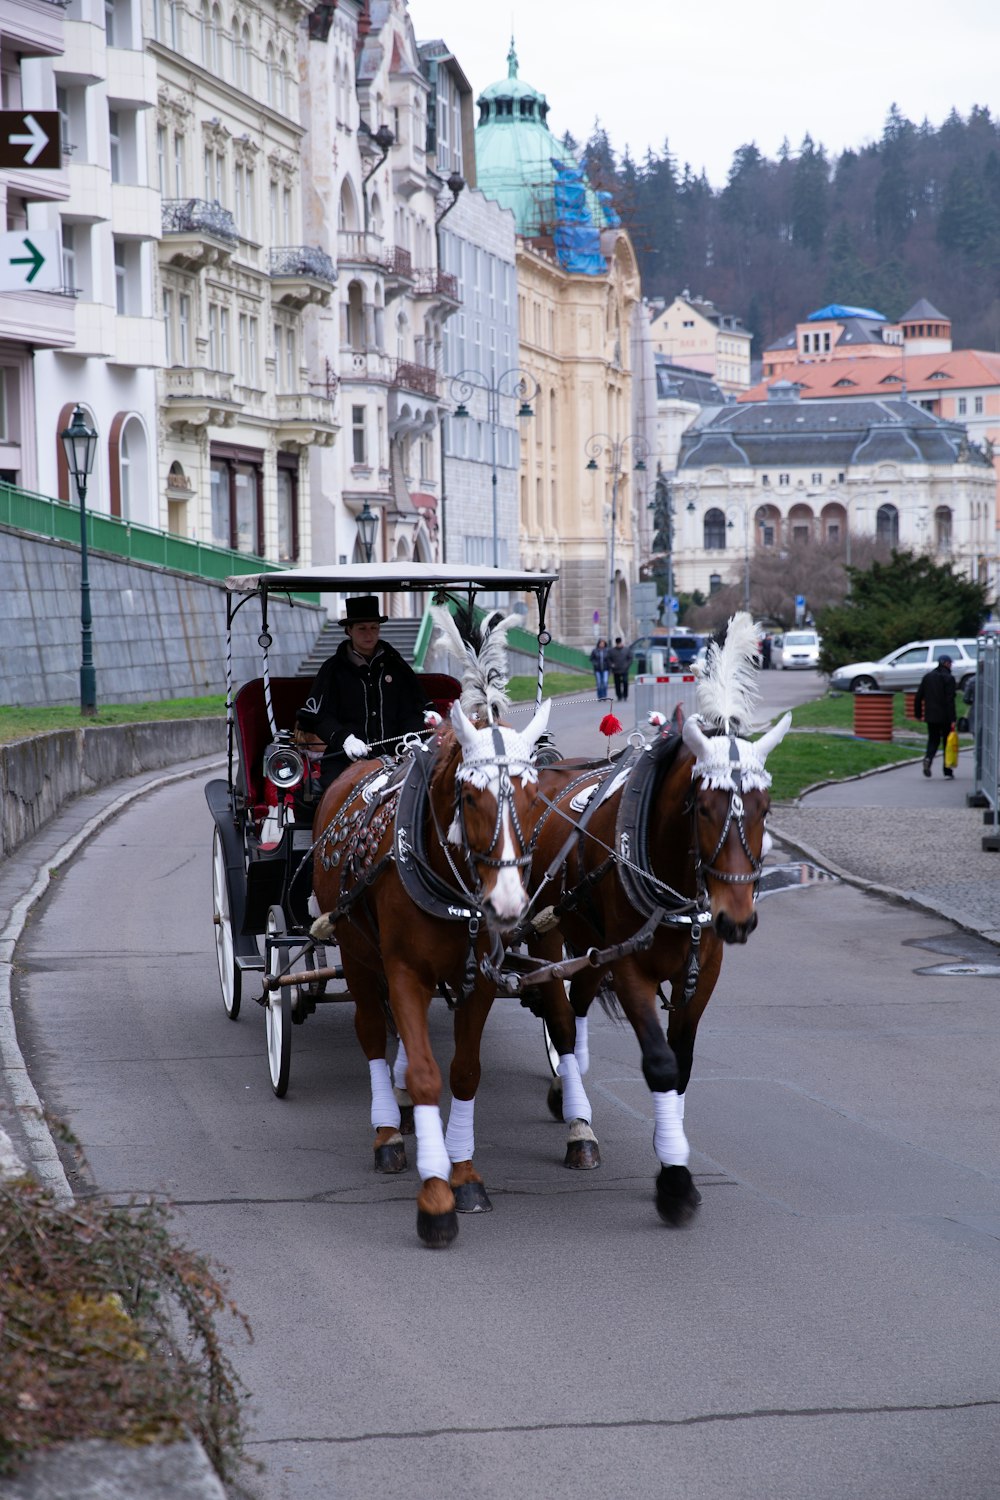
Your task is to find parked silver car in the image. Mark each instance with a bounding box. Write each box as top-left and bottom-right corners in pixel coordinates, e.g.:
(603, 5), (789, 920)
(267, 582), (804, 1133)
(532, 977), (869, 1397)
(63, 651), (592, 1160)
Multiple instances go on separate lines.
(772, 629), (821, 670)
(830, 638), (979, 695)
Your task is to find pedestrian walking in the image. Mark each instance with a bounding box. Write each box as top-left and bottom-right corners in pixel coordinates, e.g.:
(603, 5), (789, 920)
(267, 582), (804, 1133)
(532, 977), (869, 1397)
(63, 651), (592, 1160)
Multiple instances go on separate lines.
(914, 654), (957, 778)
(761, 634), (772, 670)
(590, 638), (610, 700)
(608, 636), (633, 701)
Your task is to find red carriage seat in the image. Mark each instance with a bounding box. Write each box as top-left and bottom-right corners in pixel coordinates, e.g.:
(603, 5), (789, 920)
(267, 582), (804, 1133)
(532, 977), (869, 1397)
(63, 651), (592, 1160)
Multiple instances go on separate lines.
(232, 671), (462, 816)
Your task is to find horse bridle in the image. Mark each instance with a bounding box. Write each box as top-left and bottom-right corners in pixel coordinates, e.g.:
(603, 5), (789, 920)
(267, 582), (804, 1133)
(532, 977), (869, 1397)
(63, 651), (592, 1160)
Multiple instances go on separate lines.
(693, 735), (766, 890)
(454, 724), (534, 880)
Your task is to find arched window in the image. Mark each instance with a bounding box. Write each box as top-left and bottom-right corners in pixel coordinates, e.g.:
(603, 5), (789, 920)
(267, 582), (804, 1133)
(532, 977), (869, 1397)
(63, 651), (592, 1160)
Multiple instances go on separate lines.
(369, 190), (382, 236)
(346, 280), (364, 350)
(704, 507), (727, 550)
(241, 24), (252, 90)
(56, 402), (101, 507)
(935, 505), (953, 552)
(265, 43), (276, 106)
(339, 178), (358, 232)
(200, 1), (212, 66)
(109, 412), (148, 520)
(876, 503), (899, 546)
(709, 572), (722, 594)
(278, 50), (289, 113)
(229, 17), (238, 82)
(211, 4), (222, 69)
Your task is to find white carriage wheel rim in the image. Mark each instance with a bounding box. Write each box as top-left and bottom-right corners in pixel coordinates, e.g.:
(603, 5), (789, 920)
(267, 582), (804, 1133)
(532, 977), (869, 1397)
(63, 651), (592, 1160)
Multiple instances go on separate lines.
(265, 908), (291, 1093)
(212, 827), (238, 1016)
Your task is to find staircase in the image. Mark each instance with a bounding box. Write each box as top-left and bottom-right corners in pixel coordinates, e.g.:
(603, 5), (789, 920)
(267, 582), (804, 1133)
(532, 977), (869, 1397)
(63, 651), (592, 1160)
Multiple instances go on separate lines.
(297, 614), (422, 676)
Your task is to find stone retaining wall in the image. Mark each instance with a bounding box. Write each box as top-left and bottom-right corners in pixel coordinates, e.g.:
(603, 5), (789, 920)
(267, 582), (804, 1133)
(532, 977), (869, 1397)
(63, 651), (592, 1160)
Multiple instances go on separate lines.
(1, 719), (226, 859)
(1, 527), (325, 708)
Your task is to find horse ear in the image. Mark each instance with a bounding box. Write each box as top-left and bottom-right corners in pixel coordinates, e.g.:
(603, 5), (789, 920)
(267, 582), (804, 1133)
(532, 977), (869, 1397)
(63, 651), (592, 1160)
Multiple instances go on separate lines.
(450, 698), (477, 750)
(754, 711), (792, 762)
(681, 716), (713, 761)
(522, 697), (551, 749)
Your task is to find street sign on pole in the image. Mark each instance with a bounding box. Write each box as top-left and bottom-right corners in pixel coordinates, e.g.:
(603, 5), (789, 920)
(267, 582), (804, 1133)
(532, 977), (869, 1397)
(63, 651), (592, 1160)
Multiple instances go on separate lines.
(0, 230), (60, 291)
(0, 111), (60, 170)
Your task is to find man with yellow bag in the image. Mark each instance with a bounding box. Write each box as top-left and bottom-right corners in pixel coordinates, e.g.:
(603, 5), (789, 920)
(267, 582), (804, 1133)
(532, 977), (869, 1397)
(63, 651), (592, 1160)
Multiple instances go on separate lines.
(914, 654), (957, 779)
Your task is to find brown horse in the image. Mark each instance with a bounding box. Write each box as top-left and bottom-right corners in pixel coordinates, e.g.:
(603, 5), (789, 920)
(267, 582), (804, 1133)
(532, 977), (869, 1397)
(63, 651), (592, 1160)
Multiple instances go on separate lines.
(515, 618), (790, 1225)
(311, 697), (551, 1248)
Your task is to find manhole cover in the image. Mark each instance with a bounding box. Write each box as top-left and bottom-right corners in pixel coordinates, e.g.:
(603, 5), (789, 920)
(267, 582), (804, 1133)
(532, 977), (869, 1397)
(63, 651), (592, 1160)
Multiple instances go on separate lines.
(914, 962), (1000, 978)
(757, 861), (840, 899)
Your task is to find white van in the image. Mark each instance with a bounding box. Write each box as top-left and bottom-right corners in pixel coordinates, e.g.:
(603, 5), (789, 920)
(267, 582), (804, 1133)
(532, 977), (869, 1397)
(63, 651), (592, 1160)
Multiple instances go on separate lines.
(772, 629), (821, 670)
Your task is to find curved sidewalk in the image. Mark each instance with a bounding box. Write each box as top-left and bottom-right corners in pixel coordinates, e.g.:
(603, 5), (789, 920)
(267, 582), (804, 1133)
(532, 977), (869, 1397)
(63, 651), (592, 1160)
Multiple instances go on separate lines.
(770, 752), (1000, 946)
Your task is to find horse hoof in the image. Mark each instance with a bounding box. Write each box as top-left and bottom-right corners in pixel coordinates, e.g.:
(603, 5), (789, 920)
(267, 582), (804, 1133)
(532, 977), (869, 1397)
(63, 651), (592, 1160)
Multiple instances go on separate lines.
(546, 1079), (564, 1121)
(655, 1165), (701, 1226)
(374, 1139), (407, 1174)
(564, 1118), (600, 1169)
(417, 1208), (459, 1247)
(453, 1180), (493, 1214)
(398, 1103), (415, 1136)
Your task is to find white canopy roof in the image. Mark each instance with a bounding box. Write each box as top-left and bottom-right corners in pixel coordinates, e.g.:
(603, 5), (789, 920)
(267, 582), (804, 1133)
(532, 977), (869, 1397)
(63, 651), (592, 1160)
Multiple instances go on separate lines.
(224, 561), (559, 597)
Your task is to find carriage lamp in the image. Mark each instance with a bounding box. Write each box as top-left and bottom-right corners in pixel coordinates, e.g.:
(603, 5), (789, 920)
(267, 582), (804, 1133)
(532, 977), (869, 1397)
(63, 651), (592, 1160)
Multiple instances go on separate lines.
(60, 404), (99, 717)
(356, 499), (378, 563)
(263, 732), (304, 793)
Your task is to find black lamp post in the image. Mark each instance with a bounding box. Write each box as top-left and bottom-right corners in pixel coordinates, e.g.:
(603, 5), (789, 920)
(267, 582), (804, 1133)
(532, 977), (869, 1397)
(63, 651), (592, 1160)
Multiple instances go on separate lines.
(450, 365), (538, 568)
(356, 499), (378, 562)
(60, 405), (98, 716)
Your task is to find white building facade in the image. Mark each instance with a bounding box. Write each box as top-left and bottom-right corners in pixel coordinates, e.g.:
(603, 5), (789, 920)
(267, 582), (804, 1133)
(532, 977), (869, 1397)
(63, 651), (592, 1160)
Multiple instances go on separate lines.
(152, 0), (336, 564)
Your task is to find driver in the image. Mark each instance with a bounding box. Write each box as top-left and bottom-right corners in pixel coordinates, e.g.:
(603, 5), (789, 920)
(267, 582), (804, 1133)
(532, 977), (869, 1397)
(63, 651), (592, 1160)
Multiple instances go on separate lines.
(296, 595), (429, 791)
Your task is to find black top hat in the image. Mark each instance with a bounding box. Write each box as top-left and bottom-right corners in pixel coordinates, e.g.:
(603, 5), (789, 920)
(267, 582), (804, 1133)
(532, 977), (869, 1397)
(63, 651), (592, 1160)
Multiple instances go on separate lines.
(340, 594), (389, 627)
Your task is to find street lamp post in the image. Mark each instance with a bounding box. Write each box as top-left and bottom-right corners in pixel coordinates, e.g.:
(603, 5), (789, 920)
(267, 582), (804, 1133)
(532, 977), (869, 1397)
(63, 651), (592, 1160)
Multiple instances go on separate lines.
(450, 366), (538, 568)
(585, 432), (648, 639)
(356, 499), (378, 562)
(60, 405), (99, 716)
(725, 501), (751, 613)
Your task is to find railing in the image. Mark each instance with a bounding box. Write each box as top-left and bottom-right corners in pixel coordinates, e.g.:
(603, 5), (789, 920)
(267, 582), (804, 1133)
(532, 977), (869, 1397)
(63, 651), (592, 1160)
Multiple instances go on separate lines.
(385, 246), (413, 278)
(336, 229), (385, 264)
(0, 480), (317, 599)
(392, 359), (438, 398)
(974, 633), (1000, 848)
(161, 197), (238, 243)
(414, 269), (458, 300)
(269, 245), (337, 284)
(164, 367), (235, 402)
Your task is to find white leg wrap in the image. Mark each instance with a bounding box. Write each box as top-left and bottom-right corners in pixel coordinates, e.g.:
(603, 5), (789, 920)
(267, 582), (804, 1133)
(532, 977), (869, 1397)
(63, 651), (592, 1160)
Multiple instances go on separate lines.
(574, 1014), (590, 1076)
(392, 1037), (409, 1091)
(557, 1053), (592, 1124)
(414, 1104), (451, 1183)
(368, 1059), (400, 1130)
(653, 1089), (690, 1167)
(444, 1096), (475, 1164)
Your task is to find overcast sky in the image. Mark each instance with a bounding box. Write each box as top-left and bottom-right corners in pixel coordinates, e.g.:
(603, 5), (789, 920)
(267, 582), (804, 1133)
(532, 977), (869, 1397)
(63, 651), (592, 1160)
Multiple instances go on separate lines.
(412, 0), (1000, 188)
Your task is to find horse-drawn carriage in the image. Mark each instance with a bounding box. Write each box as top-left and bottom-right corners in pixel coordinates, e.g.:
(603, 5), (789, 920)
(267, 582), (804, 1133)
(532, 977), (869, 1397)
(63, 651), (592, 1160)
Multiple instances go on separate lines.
(206, 563), (790, 1247)
(204, 562), (557, 1099)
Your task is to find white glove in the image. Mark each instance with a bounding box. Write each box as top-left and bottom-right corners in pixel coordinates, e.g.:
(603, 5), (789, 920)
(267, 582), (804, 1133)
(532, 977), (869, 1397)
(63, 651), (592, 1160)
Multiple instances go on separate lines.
(343, 733), (369, 761)
(423, 709), (443, 728)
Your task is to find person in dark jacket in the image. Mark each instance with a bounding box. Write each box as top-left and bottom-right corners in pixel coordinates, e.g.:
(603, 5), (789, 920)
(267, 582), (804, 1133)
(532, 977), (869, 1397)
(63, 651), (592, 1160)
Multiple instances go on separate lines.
(297, 595), (429, 790)
(914, 654), (957, 778)
(608, 637), (633, 701)
(590, 638), (610, 700)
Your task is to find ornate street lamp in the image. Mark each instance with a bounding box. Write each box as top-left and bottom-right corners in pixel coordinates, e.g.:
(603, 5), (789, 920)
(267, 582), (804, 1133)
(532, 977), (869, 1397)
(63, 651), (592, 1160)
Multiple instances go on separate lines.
(60, 405), (99, 716)
(450, 366), (539, 568)
(584, 431), (649, 638)
(356, 499), (378, 563)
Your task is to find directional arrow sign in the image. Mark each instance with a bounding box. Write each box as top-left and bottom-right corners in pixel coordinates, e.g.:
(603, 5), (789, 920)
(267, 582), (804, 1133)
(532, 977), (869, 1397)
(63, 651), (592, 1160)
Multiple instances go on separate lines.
(0, 111), (60, 170)
(0, 230), (61, 292)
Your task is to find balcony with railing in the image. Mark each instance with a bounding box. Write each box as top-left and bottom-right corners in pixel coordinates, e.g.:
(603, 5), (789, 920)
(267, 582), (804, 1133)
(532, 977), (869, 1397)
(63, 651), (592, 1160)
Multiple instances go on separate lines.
(391, 359), (439, 399)
(269, 245), (337, 308)
(413, 268), (459, 306)
(163, 366), (241, 430)
(384, 245), (415, 299)
(337, 229), (385, 266)
(275, 391), (339, 447)
(161, 199), (238, 270)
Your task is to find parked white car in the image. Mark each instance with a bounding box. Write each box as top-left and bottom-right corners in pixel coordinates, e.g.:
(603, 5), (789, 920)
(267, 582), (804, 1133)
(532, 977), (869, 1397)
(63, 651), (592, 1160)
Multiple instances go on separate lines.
(772, 630), (821, 670)
(829, 638), (979, 695)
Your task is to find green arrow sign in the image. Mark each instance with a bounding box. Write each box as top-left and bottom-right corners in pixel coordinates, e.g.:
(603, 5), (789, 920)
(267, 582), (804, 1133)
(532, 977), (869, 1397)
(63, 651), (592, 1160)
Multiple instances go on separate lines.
(0, 229), (59, 291)
(10, 237), (44, 283)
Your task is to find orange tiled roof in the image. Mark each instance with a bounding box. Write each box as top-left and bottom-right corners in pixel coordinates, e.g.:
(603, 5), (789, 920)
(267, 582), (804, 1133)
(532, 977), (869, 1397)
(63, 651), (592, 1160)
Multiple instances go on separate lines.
(742, 349), (1000, 402)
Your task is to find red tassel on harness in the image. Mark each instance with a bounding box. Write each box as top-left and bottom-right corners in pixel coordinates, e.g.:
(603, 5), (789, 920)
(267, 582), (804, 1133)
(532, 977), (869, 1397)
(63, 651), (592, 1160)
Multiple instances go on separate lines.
(599, 712), (623, 737)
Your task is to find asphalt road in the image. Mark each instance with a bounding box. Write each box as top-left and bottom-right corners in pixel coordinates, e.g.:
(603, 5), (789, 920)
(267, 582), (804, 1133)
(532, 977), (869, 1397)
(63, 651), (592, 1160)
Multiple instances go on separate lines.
(13, 670), (1000, 1500)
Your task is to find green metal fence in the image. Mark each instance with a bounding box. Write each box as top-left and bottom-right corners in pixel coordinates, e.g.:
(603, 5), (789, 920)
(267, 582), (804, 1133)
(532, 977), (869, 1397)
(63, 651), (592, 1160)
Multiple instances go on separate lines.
(0, 481), (317, 599)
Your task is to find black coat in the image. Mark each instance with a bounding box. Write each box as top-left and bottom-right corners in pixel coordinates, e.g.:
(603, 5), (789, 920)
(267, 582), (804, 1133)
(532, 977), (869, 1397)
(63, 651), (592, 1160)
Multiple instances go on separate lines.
(914, 663), (957, 725)
(297, 640), (428, 756)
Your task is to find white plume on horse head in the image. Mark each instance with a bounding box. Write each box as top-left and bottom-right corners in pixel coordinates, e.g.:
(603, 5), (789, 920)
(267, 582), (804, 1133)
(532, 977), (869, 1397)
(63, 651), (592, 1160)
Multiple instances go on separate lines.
(682, 710), (792, 792)
(696, 611), (761, 735)
(430, 605), (520, 723)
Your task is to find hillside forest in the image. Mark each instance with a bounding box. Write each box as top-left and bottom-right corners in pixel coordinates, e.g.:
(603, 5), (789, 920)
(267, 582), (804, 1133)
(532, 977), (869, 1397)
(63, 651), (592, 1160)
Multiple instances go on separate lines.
(577, 104), (1000, 355)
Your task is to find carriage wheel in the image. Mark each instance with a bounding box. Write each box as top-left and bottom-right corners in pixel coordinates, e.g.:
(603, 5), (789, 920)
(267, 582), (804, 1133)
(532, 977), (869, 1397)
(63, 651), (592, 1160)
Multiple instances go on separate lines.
(212, 825), (241, 1020)
(265, 907), (292, 1098)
